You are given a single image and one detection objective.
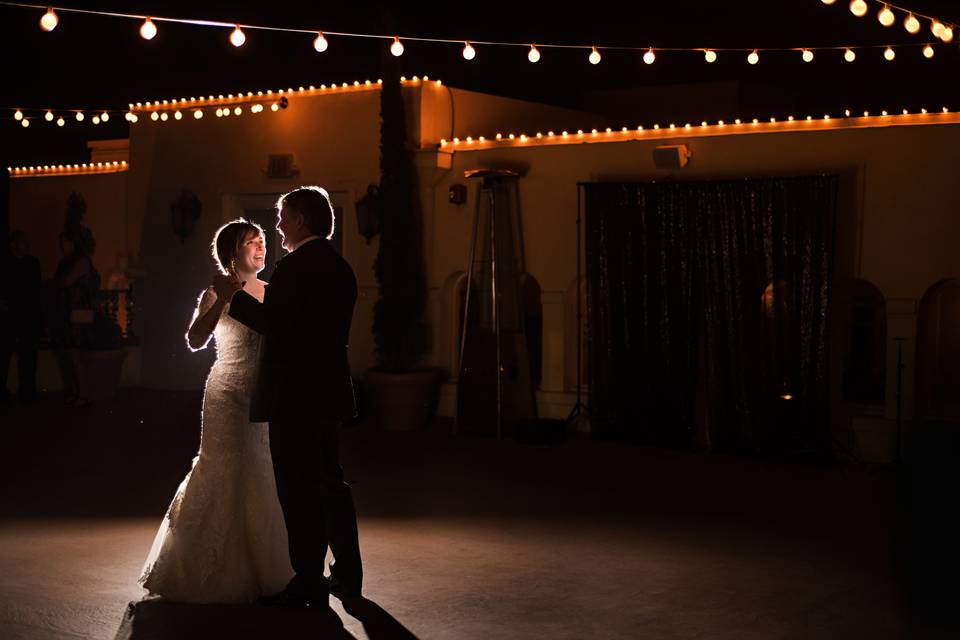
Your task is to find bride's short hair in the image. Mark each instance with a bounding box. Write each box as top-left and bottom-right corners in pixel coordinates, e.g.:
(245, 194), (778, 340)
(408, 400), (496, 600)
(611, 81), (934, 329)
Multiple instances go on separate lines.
(211, 218), (265, 275)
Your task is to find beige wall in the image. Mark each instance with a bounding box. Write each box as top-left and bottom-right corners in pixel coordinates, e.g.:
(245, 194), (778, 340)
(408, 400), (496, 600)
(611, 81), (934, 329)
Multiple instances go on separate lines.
(9, 171), (128, 280)
(10, 86), (960, 460)
(425, 122), (960, 456)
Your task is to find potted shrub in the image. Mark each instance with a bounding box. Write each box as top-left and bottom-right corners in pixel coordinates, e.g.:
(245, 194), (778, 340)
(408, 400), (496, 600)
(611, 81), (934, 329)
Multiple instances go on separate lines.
(363, 62), (440, 430)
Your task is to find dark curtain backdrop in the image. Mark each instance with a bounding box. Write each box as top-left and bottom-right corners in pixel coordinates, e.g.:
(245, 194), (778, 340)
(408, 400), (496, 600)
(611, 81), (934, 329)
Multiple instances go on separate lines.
(584, 176), (837, 455)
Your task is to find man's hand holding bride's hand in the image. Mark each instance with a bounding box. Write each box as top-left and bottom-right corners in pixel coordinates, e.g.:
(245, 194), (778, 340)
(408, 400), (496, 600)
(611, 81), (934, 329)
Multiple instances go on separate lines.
(212, 273), (245, 302)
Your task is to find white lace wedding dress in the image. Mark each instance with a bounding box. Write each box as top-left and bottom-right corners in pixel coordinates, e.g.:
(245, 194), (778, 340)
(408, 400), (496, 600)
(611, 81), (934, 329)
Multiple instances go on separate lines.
(139, 288), (293, 603)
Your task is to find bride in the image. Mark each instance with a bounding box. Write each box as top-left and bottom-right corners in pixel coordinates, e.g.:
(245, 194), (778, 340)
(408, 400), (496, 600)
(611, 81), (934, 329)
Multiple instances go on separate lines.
(139, 219), (293, 603)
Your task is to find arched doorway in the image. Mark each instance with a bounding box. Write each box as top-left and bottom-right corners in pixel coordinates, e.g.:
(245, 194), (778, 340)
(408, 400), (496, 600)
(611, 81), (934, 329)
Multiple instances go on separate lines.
(915, 279), (960, 421)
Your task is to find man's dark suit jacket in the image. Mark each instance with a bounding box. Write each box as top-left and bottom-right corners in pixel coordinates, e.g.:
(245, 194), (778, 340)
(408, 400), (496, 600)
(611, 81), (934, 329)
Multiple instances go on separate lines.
(229, 238), (357, 423)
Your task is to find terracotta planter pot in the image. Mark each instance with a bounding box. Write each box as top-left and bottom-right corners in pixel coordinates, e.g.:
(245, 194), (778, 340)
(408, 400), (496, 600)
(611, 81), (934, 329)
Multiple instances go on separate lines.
(78, 348), (127, 402)
(364, 368), (441, 431)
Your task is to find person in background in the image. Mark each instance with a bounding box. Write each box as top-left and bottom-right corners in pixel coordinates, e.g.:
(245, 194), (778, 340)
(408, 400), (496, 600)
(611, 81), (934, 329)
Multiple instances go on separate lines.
(1, 231), (42, 405)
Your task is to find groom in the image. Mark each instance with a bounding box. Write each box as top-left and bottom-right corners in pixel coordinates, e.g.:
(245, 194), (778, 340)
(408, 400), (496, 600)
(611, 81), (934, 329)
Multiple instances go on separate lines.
(213, 186), (362, 608)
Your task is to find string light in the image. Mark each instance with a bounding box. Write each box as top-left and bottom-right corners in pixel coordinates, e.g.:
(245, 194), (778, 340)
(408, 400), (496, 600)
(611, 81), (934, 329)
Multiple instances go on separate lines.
(313, 32), (328, 52)
(802, 49), (814, 62)
(437, 108), (960, 152)
(878, 4), (895, 27)
(528, 45), (540, 63)
(747, 50), (759, 64)
(904, 14), (920, 34)
(931, 20), (944, 38)
(4, 2), (949, 73)
(923, 44), (935, 58)
(44, 110), (53, 121)
(844, 48), (856, 62)
(21, 118), (29, 128)
(14, 109), (22, 121)
(92, 115), (100, 124)
(140, 17), (157, 40)
(822, 0), (836, 4)
(75, 112), (84, 122)
(174, 110), (182, 120)
(884, 46), (895, 61)
(39, 7), (57, 31)
(589, 47), (601, 65)
(101, 111), (109, 122)
(463, 41), (476, 60)
(194, 109), (203, 119)
(229, 25), (245, 47)
(56, 117), (64, 126)
(9, 161), (129, 178)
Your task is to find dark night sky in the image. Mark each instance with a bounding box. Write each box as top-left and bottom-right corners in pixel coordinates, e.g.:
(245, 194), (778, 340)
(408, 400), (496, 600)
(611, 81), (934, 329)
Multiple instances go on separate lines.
(2, 0), (960, 166)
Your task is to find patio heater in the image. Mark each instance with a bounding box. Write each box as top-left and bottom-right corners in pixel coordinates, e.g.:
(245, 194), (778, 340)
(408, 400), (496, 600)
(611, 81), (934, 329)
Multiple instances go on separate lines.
(454, 169), (537, 438)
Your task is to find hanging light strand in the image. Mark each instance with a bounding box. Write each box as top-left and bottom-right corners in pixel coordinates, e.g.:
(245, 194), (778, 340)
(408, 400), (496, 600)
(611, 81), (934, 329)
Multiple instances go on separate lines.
(826, 0), (958, 43)
(2, 1), (955, 60)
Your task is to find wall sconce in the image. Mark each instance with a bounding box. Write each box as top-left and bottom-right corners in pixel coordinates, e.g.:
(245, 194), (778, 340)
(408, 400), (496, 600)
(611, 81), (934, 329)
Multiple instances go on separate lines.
(355, 184), (380, 244)
(449, 183), (467, 205)
(171, 189), (202, 242)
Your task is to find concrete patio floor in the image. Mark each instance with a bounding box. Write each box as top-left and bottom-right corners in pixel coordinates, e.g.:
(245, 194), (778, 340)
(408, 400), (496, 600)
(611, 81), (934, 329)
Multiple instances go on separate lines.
(0, 391), (953, 639)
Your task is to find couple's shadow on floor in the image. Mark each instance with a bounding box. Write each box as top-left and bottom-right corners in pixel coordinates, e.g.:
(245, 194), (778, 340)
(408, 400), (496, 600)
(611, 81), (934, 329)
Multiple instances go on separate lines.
(115, 597), (419, 640)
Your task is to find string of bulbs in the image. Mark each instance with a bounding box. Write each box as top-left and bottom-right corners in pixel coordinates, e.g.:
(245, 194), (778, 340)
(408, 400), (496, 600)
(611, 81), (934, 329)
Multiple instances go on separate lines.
(2, 1), (955, 67)
(822, 1), (957, 43)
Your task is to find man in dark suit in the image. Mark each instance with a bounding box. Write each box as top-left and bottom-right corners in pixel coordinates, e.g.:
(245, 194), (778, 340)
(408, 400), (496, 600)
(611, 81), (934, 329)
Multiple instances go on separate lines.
(213, 186), (362, 608)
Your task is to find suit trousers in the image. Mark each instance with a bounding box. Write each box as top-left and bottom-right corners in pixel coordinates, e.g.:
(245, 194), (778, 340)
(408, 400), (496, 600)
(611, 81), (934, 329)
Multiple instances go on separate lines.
(268, 417), (362, 597)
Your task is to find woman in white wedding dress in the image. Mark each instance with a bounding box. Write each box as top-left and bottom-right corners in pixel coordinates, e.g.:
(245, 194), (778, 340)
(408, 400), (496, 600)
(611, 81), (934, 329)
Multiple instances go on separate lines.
(139, 219), (293, 603)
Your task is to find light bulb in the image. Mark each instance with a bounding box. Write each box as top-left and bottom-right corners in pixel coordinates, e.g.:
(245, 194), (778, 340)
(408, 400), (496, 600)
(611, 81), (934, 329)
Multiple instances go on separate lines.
(884, 47), (895, 61)
(75, 112), (84, 122)
(905, 14), (920, 34)
(931, 21), (944, 38)
(313, 32), (328, 52)
(101, 112), (109, 122)
(230, 25), (246, 47)
(941, 26), (954, 43)
(463, 41), (476, 60)
(821, 0), (836, 4)
(643, 48), (656, 64)
(748, 50), (759, 65)
(589, 47), (601, 65)
(45, 111), (53, 121)
(528, 45), (540, 63)
(878, 5), (895, 27)
(802, 49), (814, 62)
(174, 110), (183, 120)
(92, 116), (100, 125)
(271, 103), (279, 112)
(844, 48), (856, 62)
(21, 119), (29, 128)
(704, 49), (717, 63)
(151, 112), (159, 121)
(234, 106), (241, 115)
(849, 0), (868, 17)
(194, 109), (203, 119)
(57, 117), (64, 127)
(40, 8), (58, 32)
(390, 37), (404, 57)
(923, 44), (935, 58)
(14, 109), (23, 121)
(140, 17), (157, 40)
(130, 114), (138, 123)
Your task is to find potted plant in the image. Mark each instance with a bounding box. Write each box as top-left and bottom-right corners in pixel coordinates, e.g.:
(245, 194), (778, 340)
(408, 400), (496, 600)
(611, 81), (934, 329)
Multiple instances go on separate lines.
(363, 62), (440, 430)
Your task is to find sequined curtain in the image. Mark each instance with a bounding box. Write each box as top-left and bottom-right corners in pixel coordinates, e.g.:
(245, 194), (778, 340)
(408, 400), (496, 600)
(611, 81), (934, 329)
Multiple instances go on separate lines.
(584, 176), (837, 454)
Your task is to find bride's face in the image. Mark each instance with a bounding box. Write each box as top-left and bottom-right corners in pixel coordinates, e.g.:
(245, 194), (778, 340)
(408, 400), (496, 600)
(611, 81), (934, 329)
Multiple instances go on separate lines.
(236, 231), (266, 275)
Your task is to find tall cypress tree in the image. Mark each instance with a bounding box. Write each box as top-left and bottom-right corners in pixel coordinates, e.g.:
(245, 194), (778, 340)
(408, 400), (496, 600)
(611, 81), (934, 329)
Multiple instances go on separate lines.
(371, 61), (429, 371)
